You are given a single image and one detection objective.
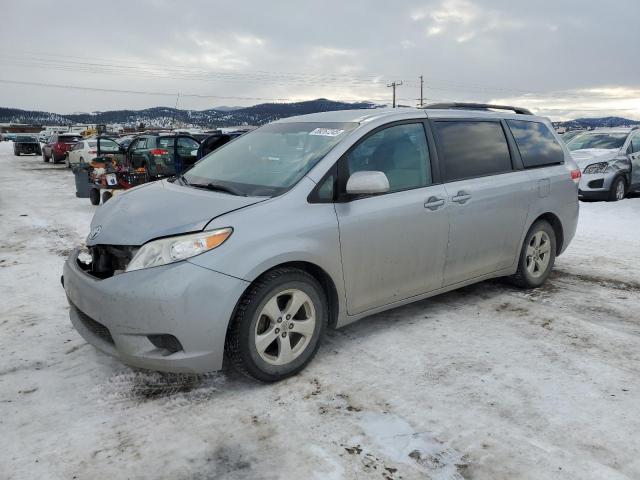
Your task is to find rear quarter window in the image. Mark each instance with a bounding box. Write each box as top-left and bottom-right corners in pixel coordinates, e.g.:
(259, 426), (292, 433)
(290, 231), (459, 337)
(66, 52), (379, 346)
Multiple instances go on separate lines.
(434, 120), (512, 182)
(506, 120), (564, 168)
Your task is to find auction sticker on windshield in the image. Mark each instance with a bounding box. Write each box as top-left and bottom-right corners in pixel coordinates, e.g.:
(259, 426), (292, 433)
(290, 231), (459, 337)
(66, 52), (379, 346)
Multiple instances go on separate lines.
(309, 128), (345, 137)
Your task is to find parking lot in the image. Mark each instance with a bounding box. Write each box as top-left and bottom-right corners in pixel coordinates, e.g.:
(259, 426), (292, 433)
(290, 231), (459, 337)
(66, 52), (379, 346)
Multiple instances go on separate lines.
(1, 140), (639, 479)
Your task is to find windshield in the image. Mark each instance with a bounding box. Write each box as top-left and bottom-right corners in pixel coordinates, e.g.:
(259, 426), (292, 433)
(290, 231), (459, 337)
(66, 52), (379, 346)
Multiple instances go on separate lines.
(184, 122), (357, 196)
(17, 135), (37, 142)
(567, 133), (627, 151)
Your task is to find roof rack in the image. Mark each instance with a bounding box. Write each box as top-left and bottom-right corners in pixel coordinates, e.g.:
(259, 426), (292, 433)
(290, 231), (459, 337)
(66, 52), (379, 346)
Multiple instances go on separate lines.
(423, 102), (533, 115)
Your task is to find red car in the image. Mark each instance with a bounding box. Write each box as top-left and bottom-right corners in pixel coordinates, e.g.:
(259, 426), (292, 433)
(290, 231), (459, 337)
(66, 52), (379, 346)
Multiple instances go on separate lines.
(42, 133), (83, 163)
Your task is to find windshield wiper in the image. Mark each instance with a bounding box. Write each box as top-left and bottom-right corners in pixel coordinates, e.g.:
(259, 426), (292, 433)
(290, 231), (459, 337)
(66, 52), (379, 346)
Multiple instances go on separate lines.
(188, 181), (247, 196)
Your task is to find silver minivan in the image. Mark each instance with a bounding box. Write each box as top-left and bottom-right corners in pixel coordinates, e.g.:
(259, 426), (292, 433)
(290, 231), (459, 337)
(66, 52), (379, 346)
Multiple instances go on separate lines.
(63, 104), (580, 381)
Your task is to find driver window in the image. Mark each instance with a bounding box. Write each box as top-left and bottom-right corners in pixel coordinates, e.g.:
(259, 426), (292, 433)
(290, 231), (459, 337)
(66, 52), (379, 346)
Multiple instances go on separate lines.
(345, 123), (432, 193)
(177, 137), (199, 155)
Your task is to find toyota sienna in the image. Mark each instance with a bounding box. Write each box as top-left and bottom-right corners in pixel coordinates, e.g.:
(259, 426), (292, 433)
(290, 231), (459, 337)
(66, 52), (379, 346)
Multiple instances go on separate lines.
(63, 104), (580, 381)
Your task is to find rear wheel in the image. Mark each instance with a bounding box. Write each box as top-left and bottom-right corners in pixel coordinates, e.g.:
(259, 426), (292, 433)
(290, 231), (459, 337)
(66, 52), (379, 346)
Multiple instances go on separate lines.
(102, 191), (112, 203)
(89, 188), (101, 206)
(608, 176), (626, 201)
(226, 268), (327, 382)
(510, 220), (556, 289)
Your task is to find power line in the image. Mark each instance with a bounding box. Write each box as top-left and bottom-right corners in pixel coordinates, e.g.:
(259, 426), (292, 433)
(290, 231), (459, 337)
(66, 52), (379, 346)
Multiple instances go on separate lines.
(1, 49), (635, 102)
(0, 78), (398, 104)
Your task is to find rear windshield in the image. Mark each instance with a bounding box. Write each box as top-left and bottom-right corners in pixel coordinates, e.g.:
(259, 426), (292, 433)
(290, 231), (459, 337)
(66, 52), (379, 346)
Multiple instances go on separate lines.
(59, 136), (82, 142)
(567, 133), (627, 151)
(88, 141), (97, 147)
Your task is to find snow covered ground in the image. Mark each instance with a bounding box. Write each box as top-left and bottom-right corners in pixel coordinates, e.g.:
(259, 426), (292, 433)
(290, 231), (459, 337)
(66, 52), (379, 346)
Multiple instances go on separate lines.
(1, 140), (639, 480)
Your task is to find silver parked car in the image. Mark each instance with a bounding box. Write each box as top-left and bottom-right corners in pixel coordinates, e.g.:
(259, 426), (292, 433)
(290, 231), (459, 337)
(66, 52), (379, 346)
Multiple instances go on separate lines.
(62, 104), (580, 381)
(568, 127), (640, 201)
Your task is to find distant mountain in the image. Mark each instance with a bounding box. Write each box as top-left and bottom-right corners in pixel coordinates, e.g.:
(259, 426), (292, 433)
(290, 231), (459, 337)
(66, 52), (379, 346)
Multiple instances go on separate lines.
(213, 105), (243, 112)
(553, 116), (640, 130)
(0, 98), (381, 129)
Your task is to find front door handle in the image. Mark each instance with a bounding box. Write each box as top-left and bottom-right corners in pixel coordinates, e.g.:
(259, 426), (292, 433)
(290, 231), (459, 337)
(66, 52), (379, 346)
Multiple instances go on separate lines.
(451, 191), (471, 204)
(424, 197), (445, 210)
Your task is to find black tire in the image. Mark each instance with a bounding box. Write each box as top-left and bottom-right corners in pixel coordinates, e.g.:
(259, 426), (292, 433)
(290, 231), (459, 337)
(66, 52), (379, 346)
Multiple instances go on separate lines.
(510, 220), (556, 289)
(14, 150), (20, 156)
(102, 191), (112, 203)
(89, 188), (101, 206)
(225, 267), (327, 382)
(43, 151), (49, 162)
(608, 176), (626, 201)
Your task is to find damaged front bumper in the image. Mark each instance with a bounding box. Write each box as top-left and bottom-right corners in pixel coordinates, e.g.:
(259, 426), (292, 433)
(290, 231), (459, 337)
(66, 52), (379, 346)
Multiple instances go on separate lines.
(62, 248), (249, 373)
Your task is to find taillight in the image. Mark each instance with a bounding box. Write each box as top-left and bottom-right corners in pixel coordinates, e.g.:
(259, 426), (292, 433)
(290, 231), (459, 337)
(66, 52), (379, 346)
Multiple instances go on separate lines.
(150, 148), (169, 156)
(89, 149), (97, 154)
(570, 169), (581, 184)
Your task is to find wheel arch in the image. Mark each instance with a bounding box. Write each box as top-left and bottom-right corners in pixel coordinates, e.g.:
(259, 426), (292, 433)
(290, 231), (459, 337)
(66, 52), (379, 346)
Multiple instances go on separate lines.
(531, 212), (564, 255)
(233, 261), (341, 330)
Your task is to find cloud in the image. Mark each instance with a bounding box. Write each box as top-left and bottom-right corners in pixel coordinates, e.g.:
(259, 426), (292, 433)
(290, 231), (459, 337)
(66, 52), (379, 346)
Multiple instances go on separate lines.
(0, 0), (638, 120)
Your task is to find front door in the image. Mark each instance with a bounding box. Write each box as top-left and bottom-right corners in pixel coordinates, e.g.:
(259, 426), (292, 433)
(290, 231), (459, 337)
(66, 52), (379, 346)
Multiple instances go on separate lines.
(335, 122), (449, 315)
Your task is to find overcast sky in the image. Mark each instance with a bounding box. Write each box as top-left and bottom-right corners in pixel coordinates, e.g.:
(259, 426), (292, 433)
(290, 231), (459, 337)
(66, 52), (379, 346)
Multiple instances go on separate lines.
(1, 0), (639, 120)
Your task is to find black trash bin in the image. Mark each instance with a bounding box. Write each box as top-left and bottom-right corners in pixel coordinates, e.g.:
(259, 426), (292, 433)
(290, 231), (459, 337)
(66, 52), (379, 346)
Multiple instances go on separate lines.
(72, 164), (90, 198)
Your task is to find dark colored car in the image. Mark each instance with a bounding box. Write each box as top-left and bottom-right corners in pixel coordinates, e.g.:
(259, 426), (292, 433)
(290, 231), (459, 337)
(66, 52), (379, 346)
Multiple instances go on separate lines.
(195, 132), (245, 159)
(127, 134), (200, 177)
(42, 133), (83, 163)
(13, 135), (42, 156)
(116, 136), (135, 150)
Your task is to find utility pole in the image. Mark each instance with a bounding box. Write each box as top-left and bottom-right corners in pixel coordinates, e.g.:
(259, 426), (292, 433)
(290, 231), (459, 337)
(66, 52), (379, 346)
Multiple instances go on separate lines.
(418, 74), (425, 107)
(386, 81), (403, 108)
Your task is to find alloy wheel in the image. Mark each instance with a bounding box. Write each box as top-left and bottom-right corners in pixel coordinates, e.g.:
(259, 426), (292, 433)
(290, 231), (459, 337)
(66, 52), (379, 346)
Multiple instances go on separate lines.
(254, 289), (316, 366)
(526, 231), (551, 278)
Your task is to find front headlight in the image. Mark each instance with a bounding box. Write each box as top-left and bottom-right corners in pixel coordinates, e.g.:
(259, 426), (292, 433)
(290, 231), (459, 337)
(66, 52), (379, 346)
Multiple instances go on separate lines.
(126, 227), (232, 272)
(583, 162), (609, 174)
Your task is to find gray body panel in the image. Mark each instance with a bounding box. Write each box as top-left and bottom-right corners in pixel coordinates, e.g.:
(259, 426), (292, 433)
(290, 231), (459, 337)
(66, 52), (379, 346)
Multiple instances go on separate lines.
(64, 249), (248, 373)
(64, 107), (580, 373)
(87, 180), (265, 246)
(334, 184), (449, 315)
(442, 171), (530, 285)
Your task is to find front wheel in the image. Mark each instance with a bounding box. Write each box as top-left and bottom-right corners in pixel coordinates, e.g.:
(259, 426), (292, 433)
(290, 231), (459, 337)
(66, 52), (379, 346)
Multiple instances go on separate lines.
(226, 268), (327, 382)
(510, 220), (556, 289)
(608, 176), (626, 201)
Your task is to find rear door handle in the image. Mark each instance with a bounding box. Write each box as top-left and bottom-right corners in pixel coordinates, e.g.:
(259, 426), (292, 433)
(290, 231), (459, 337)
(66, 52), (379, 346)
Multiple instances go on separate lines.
(424, 197), (445, 210)
(451, 191), (471, 204)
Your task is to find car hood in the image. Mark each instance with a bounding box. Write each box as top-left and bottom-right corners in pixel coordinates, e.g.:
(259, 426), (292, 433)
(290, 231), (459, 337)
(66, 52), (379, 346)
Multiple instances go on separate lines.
(570, 148), (619, 169)
(87, 180), (266, 246)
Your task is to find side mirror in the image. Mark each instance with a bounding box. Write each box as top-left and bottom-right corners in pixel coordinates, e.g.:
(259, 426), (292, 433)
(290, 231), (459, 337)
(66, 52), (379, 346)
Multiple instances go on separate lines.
(346, 171), (390, 195)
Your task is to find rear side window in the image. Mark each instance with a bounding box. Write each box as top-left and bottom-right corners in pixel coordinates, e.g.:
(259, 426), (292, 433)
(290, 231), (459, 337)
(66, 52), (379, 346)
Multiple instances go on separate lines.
(434, 121), (512, 182)
(507, 120), (564, 168)
(158, 137), (172, 149)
